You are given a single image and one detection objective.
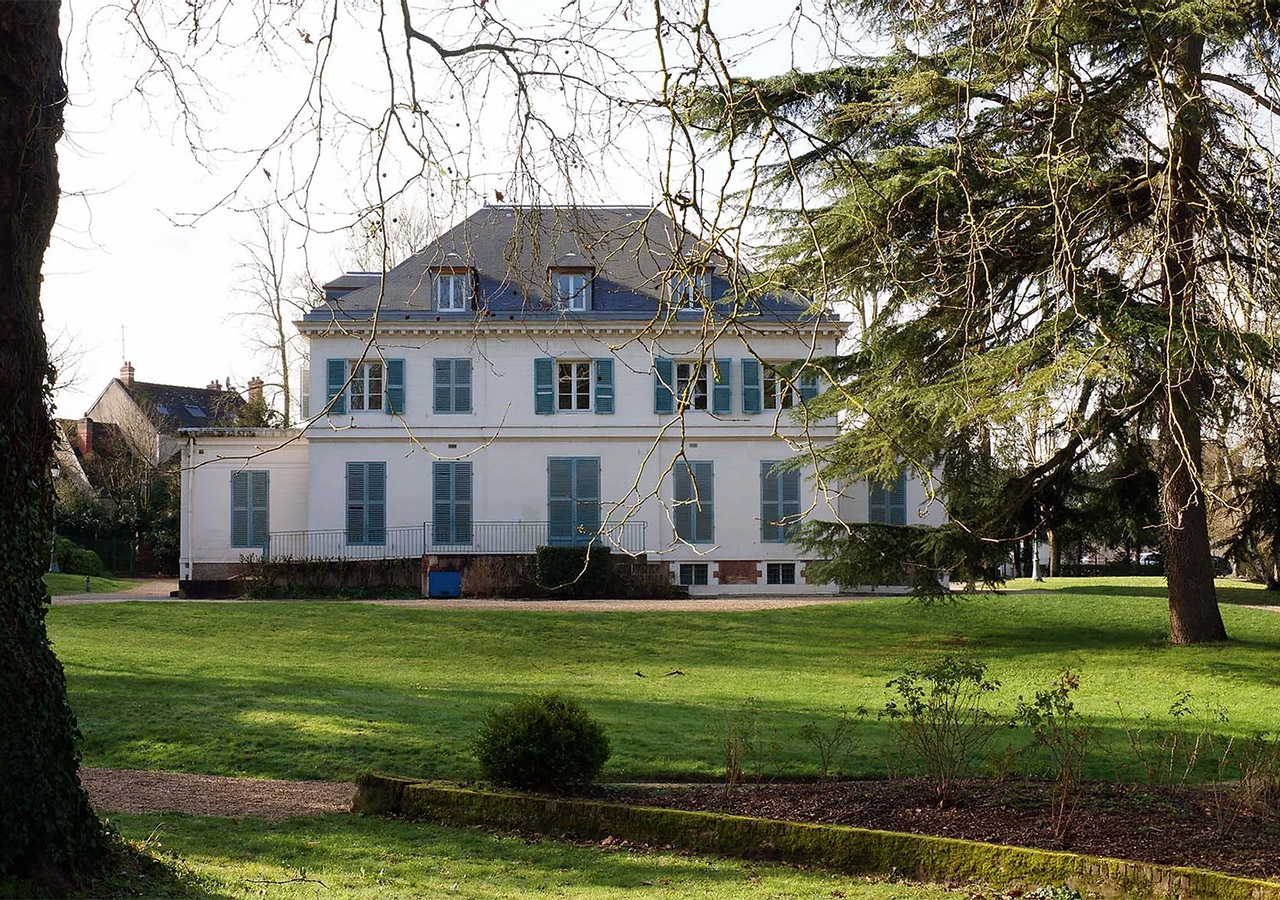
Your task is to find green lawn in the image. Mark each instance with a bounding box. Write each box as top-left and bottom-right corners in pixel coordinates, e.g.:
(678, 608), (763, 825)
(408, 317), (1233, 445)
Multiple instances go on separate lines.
(44, 572), (142, 596)
(47, 578), (1280, 783)
(106, 813), (953, 900)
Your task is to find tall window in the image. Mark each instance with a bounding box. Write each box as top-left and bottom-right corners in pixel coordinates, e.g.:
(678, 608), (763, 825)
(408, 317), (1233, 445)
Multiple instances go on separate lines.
(548, 457), (601, 546)
(346, 461), (387, 545)
(869, 471), (907, 526)
(763, 367), (796, 410)
(230, 471), (269, 548)
(675, 362), (708, 410)
(348, 361), (383, 411)
(434, 271), (472, 311)
(673, 460), (714, 544)
(552, 270), (591, 311)
(432, 461), (473, 545)
(557, 361), (593, 411)
(434, 359), (472, 413)
(761, 461), (802, 543)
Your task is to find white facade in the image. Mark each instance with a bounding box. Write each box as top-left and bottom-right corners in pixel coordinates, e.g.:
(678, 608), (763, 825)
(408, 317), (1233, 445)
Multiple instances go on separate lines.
(178, 206), (947, 594)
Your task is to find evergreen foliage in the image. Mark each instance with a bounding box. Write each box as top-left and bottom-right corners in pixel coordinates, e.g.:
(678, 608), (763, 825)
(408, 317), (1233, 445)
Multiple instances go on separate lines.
(473, 693), (611, 790)
(687, 0), (1280, 642)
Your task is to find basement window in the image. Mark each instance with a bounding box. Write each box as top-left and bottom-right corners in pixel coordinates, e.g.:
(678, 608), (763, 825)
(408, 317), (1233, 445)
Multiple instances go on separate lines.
(678, 563), (709, 586)
(766, 562), (796, 585)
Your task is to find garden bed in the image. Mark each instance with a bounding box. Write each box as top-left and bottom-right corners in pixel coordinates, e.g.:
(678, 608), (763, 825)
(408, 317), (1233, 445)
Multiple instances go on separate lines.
(603, 778), (1280, 881)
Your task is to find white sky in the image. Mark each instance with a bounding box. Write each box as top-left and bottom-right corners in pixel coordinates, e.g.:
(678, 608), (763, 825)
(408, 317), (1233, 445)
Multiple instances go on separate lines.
(44, 0), (841, 418)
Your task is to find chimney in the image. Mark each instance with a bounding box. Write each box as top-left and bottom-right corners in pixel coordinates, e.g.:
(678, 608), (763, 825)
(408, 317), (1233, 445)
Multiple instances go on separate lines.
(247, 376), (264, 403)
(77, 416), (95, 457)
(120, 361), (135, 386)
(207, 379), (222, 391)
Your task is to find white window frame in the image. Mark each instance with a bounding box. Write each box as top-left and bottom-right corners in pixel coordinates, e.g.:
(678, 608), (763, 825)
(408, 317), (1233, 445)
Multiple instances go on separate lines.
(763, 366), (797, 411)
(557, 360), (594, 412)
(675, 361), (708, 410)
(348, 360), (384, 411)
(552, 270), (591, 311)
(669, 271), (707, 309)
(679, 562), (709, 586)
(435, 272), (472, 312)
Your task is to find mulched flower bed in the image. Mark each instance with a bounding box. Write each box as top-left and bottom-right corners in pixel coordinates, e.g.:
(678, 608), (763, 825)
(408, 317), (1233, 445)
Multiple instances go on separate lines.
(601, 779), (1280, 881)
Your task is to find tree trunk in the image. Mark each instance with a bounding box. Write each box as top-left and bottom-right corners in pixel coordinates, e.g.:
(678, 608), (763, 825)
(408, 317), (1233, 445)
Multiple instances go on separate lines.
(1047, 528), (1060, 578)
(1157, 31), (1227, 645)
(0, 1), (105, 879)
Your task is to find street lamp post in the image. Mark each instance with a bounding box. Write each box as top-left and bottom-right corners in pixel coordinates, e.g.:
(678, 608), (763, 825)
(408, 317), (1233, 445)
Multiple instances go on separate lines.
(49, 461), (61, 573)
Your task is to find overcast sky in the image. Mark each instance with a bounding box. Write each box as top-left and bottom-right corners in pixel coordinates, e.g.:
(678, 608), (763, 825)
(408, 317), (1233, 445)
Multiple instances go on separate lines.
(44, 1), (839, 419)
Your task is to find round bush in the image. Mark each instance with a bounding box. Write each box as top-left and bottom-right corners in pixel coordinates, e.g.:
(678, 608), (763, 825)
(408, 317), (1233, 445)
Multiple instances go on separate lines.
(473, 693), (611, 790)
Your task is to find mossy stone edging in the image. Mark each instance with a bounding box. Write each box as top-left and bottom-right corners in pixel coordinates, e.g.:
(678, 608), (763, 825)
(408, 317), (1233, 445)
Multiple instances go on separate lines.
(353, 774), (1280, 900)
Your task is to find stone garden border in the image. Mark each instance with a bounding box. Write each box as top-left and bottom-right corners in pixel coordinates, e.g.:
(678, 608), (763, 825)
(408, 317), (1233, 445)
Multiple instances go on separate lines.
(354, 774), (1280, 900)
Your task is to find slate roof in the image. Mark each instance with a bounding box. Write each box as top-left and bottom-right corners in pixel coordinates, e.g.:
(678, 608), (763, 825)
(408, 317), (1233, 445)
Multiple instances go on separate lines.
(124, 381), (245, 430)
(307, 205), (822, 324)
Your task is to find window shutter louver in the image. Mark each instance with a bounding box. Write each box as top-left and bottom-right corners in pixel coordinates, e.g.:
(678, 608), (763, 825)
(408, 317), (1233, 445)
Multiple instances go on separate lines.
(781, 469), (802, 539)
(575, 458), (601, 542)
(231, 472), (250, 548)
(673, 461), (694, 541)
(454, 359), (472, 413)
(454, 462), (473, 543)
(594, 358), (614, 414)
(712, 359), (732, 415)
(385, 359), (405, 414)
(548, 458), (575, 544)
(249, 471), (270, 547)
(326, 359), (346, 415)
(346, 462), (366, 543)
(535, 358), (555, 415)
(693, 461), (714, 543)
(761, 462), (781, 542)
(434, 359), (453, 413)
(654, 358), (675, 414)
(366, 462), (386, 544)
(800, 371), (820, 402)
(432, 462), (454, 544)
(742, 359), (762, 414)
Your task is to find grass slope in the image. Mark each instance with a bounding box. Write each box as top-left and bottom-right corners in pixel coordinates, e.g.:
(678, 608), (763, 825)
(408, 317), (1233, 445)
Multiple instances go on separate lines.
(110, 813), (953, 900)
(44, 572), (141, 595)
(49, 578), (1280, 782)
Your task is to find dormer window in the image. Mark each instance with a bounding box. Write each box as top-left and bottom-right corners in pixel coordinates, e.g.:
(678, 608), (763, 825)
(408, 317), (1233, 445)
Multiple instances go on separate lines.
(551, 269), (592, 312)
(433, 269), (473, 312)
(669, 268), (709, 309)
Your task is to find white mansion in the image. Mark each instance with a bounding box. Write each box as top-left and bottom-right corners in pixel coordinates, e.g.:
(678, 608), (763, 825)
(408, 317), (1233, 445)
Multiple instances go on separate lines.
(178, 205), (944, 595)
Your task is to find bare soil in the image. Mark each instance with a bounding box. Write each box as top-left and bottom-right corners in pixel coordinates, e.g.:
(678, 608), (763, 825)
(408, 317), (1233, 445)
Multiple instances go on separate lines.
(80, 768), (353, 821)
(604, 779), (1280, 881)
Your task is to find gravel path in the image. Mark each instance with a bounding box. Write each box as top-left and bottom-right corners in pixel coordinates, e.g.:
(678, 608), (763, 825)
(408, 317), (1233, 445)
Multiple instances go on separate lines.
(81, 768), (353, 821)
(362, 594), (867, 611)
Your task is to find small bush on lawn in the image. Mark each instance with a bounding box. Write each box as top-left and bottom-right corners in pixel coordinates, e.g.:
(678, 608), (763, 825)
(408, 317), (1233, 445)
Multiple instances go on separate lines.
(54, 538), (106, 577)
(473, 693), (611, 790)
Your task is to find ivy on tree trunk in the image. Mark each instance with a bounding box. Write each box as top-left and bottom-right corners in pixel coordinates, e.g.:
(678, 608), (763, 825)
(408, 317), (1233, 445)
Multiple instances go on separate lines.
(0, 1), (105, 880)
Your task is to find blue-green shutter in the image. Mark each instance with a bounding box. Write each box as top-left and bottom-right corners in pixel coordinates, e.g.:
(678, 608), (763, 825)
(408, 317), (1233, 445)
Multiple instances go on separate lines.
(742, 359), (762, 414)
(535, 358), (555, 415)
(249, 471), (270, 547)
(800, 370), (820, 402)
(654, 358), (675, 414)
(594, 358), (614, 414)
(575, 458), (601, 543)
(548, 458), (575, 543)
(231, 471), (250, 547)
(761, 461), (782, 542)
(871, 471), (906, 526)
(433, 462), (454, 544)
(454, 359), (472, 413)
(712, 358), (732, 415)
(434, 359), (453, 413)
(385, 359), (405, 414)
(454, 462), (473, 543)
(346, 462), (366, 543)
(780, 468), (802, 539)
(326, 358), (346, 415)
(366, 462), (386, 544)
(674, 460), (713, 543)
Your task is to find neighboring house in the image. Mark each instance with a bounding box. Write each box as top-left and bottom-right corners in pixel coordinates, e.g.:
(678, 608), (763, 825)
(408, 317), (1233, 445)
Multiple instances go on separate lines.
(178, 204), (945, 594)
(85, 363), (248, 466)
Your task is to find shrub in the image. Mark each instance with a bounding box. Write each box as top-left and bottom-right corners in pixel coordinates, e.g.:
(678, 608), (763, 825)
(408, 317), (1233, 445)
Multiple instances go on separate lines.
(882, 656), (1002, 807)
(54, 538), (106, 576)
(792, 704), (869, 781)
(1015, 669), (1096, 844)
(473, 693), (611, 790)
(535, 545), (611, 599)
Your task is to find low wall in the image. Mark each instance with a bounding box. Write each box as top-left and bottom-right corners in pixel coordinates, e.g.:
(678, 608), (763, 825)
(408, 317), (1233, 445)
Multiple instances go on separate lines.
(422, 553), (679, 599)
(353, 775), (1280, 900)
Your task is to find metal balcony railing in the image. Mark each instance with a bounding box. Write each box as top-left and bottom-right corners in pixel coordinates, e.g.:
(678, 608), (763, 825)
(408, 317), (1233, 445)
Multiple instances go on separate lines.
(263, 520), (647, 560)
